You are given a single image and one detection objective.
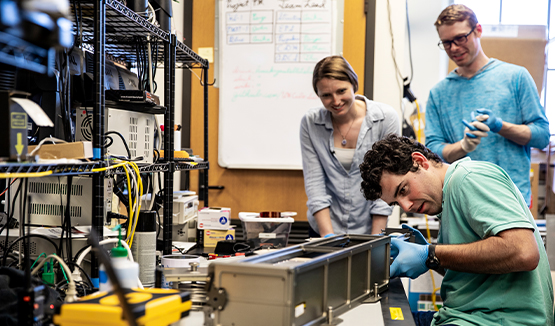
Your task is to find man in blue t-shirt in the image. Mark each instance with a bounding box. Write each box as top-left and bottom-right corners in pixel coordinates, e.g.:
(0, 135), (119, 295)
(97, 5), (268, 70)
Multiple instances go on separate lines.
(359, 135), (553, 326)
(424, 4), (550, 206)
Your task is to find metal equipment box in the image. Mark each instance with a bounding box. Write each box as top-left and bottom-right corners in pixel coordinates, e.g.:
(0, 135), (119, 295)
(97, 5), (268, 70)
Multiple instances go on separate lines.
(76, 107), (156, 163)
(208, 234), (391, 326)
(8, 176), (113, 226)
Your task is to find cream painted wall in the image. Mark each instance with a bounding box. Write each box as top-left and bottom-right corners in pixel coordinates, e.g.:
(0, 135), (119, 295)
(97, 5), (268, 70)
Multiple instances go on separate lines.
(406, 0), (450, 112)
(372, 0), (449, 124)
(152, 1), (185, 190)
(373, 0), (407, 119)
(372, 0), (449, 227)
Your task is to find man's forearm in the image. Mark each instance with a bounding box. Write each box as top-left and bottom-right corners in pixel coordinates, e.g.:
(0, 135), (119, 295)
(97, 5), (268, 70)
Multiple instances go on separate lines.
(498, 122), (531, 146)
(435, 229), (539, 274)
(441, 141), (468, 163)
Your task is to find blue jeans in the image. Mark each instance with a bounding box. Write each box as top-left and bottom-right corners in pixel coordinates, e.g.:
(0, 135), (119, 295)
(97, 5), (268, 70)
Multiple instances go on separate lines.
(412, 311), (457, 326)
(413, 311), (436, 326)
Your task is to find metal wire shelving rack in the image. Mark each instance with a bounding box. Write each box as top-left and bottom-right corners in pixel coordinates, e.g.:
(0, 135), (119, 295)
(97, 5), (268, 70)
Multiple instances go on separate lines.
(70, 0), (210, 260)
(0, 0), (210, 273)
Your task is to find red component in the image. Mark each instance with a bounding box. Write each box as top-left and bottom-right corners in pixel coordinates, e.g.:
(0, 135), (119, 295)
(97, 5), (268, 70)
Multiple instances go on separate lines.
(34, 303), (39, 309)
(23, 296), (30, 302)
(50, 304), (54, 310)
(235, 253), (245, 256)
(259, 211), (281, 218)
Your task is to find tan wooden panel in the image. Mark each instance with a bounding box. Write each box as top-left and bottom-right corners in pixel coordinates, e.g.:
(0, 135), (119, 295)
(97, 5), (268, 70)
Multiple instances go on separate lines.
(531, 163), (539, 219)
(189, 0), (367, 221)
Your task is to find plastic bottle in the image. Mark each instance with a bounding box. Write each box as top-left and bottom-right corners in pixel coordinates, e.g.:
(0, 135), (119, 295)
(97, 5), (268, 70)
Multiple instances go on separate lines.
(130, 211), (157, 287)
(99, 226), (139, 292)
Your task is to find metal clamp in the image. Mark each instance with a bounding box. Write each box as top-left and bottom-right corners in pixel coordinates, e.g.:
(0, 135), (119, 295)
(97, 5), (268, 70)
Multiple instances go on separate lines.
(323, 306), (343, 325)
(364, 283), (382, 303)
(206, 286), (227, 311)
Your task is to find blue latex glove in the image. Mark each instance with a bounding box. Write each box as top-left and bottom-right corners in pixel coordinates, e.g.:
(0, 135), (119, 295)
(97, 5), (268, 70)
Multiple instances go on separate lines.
(390, 238), (429, 279)
(461, 119), (490, 138)
(459, 116), (490, 152)
(323, 233), (336, 238)
(401, 224), (428, 245)
(472, 108), (502, 133)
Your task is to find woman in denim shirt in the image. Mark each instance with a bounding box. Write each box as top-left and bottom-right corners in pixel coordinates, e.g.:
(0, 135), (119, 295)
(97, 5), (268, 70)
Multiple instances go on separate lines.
(300, 56), (400, 237)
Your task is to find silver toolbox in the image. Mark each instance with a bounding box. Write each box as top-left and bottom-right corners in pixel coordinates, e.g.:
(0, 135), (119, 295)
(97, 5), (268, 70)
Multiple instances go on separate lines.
(208, 234), (391, 326)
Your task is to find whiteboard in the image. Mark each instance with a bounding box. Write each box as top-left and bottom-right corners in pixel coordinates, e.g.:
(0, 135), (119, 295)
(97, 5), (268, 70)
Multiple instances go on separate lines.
(218, 0), (343, 169)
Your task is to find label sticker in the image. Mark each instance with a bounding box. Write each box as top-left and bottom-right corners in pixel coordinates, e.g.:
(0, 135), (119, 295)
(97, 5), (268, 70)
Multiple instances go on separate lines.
(259, 233), (276, 239)
(294, 303), (305, 317)
(390, 307), (404, 320)
(11, 112), (27, 129)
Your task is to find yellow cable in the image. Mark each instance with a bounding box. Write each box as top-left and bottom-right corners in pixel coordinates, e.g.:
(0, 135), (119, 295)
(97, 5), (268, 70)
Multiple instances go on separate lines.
(128, 162), (143, 248)
(415, 99), (423, 143)
(425, 215), (440, 311)
(122, 164), (134, 245)
(91, 162), (128, 172)
(0, 171), (53, 178)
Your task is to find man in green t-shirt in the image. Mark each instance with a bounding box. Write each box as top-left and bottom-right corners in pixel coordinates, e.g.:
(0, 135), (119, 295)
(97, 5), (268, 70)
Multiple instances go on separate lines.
(359, 134), (553, 326)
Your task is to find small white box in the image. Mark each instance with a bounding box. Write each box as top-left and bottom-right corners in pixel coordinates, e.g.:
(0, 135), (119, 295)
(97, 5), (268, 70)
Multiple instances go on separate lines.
(198, 207), (231, 230)
(172, 194), (199, 225)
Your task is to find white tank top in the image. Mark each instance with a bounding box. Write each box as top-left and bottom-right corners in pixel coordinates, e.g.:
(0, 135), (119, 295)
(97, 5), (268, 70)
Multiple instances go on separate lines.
(334, 147), (355, 171)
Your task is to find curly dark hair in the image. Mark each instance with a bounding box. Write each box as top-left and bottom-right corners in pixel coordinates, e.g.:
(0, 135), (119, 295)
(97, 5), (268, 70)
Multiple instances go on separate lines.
(359, 134), (442, 201)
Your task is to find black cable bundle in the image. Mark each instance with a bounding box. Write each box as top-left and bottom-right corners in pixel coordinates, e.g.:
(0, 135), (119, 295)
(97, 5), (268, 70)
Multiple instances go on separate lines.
(0, 180), (23, 261)
(58, 176), (73, 262)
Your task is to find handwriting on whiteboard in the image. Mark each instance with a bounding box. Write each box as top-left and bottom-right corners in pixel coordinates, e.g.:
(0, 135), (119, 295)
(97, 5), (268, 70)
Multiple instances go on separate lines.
(225, 0), (331, 63)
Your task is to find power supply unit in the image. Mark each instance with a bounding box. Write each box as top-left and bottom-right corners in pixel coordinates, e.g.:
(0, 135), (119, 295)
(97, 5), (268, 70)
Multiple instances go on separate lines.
(7, 176), (113, 227)
(75, 107), (155, 163)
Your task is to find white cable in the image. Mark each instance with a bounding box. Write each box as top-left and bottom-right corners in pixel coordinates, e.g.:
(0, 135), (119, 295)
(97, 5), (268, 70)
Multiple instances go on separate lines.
(147, 173), (158, 211)
(29, 136), (68, 156)
(73, 238), (144, 289)
(147, 2), (158, 25)
(32, 255), (77, 302)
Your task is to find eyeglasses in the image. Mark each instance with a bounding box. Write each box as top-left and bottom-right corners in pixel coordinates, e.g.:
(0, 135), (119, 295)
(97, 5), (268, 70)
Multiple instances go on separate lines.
(437, 26), (476, 50)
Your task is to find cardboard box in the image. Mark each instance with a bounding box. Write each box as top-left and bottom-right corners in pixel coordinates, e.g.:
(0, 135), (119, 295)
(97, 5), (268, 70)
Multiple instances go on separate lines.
(29, 141), (93, 160)
(448, 25), (547, 94)
(203, 228), (235, 247)
(198, 207), (231, 230)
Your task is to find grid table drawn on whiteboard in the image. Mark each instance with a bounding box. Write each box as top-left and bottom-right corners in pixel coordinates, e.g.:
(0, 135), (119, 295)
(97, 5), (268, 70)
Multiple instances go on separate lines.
(218, 0), (344, 169)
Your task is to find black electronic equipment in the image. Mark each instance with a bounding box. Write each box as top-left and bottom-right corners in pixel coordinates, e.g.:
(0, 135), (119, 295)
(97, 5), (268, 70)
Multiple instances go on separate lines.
(0, 267), (62, 325)
(106, 64), (160, 105)
(127, 0), (148, 17)
(116, 65), (140, 91)
(150, 0), (172, 31)
(0, 90), (29, 161)
(15, 68), (68, 144)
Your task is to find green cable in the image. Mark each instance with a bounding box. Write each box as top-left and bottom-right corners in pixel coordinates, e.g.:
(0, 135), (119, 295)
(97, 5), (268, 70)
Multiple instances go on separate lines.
(30, 252), (46, 270)
(52, 254), (69, 282)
